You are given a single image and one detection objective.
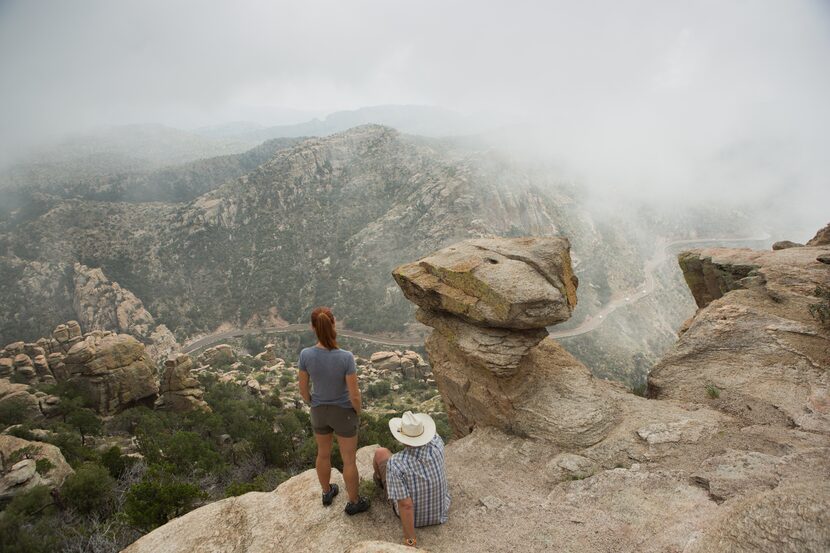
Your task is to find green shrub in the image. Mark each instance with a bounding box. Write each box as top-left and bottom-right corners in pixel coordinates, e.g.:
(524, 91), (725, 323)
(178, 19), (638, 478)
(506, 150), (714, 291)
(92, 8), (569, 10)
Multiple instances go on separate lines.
(0, 486), (60, 553)
(705, 384), (721, 399)
(151, 431), (224, 476)
(224, 481), (260, 497)
(7, 424), (36, 440)
(359, 478), (378, 498)
(366, 381), (391, 399)
(0, 397), (34, 426)
(66, 407), (102, 445)
(8, 445), (38, 464)
(124, 479), (205, 531)
(61, 463), (115, 514)
(45, 431), (98, 467)
(101, 445), (132, 478)
(35, 458), (54, 475)
(253, 467), (289, 491)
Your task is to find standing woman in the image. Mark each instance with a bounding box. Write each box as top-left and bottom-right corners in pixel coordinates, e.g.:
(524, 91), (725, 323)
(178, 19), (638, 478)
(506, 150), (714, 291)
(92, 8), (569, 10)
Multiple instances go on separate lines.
(298, 306), (370, 515)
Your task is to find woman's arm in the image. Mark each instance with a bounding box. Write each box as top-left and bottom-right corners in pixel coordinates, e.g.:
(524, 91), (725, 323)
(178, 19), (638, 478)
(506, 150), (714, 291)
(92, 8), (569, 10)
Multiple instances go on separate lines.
(345, 373), (361, 415)
(298, 370), (311, 404)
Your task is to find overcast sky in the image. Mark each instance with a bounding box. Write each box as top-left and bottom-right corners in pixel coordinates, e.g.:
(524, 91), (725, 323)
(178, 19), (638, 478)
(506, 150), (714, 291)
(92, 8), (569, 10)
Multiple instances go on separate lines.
(1, 0), (828, 228)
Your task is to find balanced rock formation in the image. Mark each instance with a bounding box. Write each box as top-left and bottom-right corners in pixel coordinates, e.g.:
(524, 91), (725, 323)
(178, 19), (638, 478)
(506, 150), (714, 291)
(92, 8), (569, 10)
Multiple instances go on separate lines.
(73, 263), (179, 363)
(155, 353), (210, 412)
(394, 236), (600, 440)
(63, 331), (159, 415)
(0, 435), (73, 502)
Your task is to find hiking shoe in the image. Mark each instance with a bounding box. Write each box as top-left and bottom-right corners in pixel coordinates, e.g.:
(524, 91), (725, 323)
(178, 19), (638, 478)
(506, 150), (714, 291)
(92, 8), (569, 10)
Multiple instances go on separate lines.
(344, 496), (370, 515)
(322, 483), (339, 506)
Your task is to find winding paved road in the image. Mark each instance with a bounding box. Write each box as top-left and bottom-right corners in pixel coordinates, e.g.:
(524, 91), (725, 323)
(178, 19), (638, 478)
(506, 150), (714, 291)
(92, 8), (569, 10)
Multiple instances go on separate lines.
(547, 233), (770, 339)
(183, 234), (770, 353)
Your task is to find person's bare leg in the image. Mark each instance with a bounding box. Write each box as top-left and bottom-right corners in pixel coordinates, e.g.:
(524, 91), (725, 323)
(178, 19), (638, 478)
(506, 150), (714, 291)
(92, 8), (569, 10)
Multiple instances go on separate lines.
(314, 432), (334, 492)
(336, 434), (360, 503)
(373, 447), (391, 482)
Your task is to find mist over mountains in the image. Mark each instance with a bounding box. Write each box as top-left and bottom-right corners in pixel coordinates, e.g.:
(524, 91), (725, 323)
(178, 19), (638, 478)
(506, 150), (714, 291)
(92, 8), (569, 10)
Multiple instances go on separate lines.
(0, 119), (773, 387)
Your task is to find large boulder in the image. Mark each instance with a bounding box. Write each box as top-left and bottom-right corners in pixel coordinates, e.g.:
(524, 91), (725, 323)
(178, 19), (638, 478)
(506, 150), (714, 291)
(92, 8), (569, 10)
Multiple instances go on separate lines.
(0, 435), (73, 502)
(155, 354), (210, 412)
(393, 237), (577, 329)
(0, 378), (42, 422)
(369, 351), (401, 371)
(63, 332), (159, 415)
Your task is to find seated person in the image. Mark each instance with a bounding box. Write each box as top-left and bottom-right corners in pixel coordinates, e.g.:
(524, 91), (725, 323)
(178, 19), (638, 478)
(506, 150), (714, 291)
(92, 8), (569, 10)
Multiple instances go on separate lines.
(373, 411), (450, 548)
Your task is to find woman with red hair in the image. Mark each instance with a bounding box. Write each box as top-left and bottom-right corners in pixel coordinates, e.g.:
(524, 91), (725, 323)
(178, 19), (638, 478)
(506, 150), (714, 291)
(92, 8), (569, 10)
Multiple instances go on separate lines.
(298, 306), (369, 515)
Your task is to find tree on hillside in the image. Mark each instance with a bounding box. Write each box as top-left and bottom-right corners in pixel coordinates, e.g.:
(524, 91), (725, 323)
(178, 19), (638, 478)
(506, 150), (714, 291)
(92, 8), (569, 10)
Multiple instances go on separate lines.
(66, 408), (102, 446)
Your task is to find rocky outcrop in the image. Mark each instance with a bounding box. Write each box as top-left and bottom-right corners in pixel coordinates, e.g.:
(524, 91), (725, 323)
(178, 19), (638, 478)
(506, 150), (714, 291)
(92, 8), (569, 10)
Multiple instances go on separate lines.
(63, 331), (159, 415)
(1, 337), (62, 385)
(200, 344), (235, 367)
(369, 350), (430, 380)
(650, 243), (830, 432)
(0, 379), (43, 421)
(125, 232), (830, 552)
(771, 240), (803, 250)
(0, 435), (73, 502)
(394, 236), (603, 440)
(72, 263), (179, 363)
(806, 222), (830, 246)
(155, 353), (210, 412)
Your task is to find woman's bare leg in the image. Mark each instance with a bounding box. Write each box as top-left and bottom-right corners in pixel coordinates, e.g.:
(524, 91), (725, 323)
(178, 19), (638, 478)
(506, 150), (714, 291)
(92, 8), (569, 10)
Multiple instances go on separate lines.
(335, 434), (359, 503)
(314, 432), (334, 492)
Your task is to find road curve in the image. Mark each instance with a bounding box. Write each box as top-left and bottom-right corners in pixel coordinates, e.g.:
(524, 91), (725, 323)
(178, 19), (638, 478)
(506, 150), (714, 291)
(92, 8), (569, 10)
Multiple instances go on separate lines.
(548, 233), (771, 339)
(183, 324), (424, 354)
(183, 234), (771, 353)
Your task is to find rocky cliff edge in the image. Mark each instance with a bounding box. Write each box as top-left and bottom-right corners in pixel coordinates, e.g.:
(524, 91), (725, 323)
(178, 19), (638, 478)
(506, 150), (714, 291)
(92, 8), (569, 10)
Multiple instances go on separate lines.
(124, 231), (830, 553)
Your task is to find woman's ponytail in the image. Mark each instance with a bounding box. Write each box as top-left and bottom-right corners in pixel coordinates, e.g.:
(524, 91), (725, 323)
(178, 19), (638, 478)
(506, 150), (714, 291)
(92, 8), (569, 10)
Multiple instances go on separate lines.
(311, 306), (338, 350)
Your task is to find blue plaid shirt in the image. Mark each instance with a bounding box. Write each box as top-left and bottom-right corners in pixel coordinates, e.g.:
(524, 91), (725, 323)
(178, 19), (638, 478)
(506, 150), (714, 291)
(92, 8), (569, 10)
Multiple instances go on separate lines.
(385, 434), (450, 527)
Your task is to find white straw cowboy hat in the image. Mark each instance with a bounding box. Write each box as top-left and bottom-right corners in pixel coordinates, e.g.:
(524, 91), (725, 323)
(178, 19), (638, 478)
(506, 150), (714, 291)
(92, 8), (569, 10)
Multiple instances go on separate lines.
(388, 411), (436, 447)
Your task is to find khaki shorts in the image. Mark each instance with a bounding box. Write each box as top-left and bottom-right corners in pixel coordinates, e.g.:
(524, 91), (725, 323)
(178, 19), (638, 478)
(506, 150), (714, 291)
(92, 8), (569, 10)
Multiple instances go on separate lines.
(310, 405), (359, 437)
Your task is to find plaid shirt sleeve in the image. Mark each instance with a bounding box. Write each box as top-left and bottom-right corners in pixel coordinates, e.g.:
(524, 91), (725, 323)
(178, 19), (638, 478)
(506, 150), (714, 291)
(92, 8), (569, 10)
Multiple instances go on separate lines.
(384, 459), (410, 501)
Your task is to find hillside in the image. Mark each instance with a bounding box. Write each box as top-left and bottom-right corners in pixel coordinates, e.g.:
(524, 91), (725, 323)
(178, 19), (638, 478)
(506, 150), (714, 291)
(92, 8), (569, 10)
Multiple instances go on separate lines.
(0, 125), (761, 386)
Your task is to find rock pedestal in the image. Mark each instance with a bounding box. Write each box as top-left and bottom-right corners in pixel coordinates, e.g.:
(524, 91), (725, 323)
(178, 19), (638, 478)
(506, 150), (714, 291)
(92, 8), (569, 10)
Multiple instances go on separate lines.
(155, 353), (210, 412)
(393, 236), (619, 445)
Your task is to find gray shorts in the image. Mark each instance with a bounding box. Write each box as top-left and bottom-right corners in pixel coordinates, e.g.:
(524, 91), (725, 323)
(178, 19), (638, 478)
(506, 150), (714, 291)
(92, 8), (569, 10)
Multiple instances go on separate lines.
(310, 404), (359, 437)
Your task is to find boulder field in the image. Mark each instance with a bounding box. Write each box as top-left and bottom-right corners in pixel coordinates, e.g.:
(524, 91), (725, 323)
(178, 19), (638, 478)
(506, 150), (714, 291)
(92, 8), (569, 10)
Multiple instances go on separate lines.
(124, 230), (830, 553)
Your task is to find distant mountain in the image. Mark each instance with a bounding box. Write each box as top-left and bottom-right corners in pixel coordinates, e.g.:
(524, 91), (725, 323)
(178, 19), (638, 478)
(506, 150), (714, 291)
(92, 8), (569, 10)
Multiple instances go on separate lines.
(0, 137), (303, 227)
(0, 125), (758, 385)
(19, 124), (258, 169)
(201, 105), (494, 143)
